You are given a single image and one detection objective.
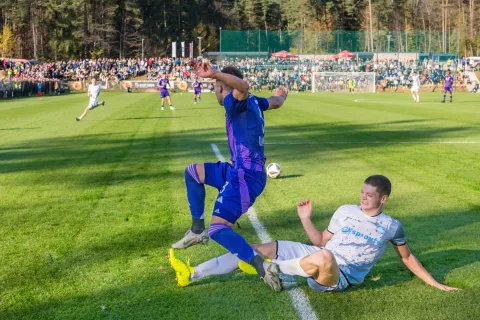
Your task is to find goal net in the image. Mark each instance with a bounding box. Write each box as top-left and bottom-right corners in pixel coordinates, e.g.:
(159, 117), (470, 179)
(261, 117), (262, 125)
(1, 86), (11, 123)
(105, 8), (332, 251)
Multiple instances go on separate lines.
(311, 72), (376, 93)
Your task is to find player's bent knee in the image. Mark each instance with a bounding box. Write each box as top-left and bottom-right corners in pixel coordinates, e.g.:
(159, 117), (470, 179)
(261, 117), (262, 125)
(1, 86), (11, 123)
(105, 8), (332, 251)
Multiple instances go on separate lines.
(308, 249), (336, 270)
(208, 222), (231, 238)
(185, 163), (204, 184)
(253, 242), (277, 259)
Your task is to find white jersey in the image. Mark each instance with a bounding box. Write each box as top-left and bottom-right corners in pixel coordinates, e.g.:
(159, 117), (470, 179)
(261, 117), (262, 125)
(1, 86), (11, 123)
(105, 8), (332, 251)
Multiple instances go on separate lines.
(325, 205), (406, 285)
(412, 74), (420, 88)
(88, 84), (101, 102)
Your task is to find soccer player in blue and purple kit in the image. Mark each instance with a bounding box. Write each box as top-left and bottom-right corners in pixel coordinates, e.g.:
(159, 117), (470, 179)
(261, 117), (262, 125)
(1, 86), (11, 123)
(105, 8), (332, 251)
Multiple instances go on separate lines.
(170, 62), (288, 291)
(442, 70), (454, 103)
(158, 72), (175, 110)
(193, 76), (201, 104)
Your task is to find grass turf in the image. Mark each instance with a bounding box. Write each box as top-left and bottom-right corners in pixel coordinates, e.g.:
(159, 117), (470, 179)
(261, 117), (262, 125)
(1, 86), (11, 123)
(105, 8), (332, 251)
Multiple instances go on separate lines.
(0, 91), (479, 320)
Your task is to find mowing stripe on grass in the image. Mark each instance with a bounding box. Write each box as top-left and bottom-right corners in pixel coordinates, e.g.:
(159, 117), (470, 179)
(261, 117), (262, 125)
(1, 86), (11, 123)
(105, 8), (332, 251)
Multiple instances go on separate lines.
(211, 143), (318, 320)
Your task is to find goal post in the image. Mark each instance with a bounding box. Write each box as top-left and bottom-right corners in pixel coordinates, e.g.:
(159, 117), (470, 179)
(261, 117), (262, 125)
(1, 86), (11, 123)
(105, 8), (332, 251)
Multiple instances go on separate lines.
(311, 72), (376, 93)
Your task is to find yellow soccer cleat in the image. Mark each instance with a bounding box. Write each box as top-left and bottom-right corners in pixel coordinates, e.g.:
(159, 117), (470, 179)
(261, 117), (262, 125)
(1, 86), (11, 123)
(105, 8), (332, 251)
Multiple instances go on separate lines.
(168, 248), (194, 287)
(238, 258), (271, 275)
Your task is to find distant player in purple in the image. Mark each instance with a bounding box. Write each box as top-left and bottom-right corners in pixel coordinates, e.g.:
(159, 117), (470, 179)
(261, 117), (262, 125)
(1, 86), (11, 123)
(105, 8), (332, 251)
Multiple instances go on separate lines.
(442, 70), (453, 103)
(171, 62), (288, 291)
(158, 72), (175, 110)
(193, 76), (202, 104)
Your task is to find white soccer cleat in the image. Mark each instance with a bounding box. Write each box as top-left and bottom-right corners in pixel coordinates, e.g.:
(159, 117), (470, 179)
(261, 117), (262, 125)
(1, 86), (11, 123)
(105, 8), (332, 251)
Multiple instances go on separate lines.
(262, 261), (282, 292)
(172, 230), (209, 249)
(161, 106), (164, 111)
(170, 106), (175, 110)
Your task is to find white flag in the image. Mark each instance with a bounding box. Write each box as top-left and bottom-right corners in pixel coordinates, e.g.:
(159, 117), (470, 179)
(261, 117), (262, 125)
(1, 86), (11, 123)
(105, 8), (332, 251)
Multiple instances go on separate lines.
(172, 42), (177, 58)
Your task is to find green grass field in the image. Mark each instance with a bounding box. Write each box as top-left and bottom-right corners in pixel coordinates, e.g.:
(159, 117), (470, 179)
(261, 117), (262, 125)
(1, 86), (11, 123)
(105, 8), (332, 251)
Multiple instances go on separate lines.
(1, 91), (479, 320)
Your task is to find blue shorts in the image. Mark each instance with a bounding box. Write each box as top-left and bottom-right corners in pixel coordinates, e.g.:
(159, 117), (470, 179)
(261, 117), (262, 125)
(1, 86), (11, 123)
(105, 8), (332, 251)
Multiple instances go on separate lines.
(160, 90), (169, 98)
(307, 270), (350, 292)
(444, 86), (453, 92)
(194, 90), (201, 95)
(204, 162), (266, 224)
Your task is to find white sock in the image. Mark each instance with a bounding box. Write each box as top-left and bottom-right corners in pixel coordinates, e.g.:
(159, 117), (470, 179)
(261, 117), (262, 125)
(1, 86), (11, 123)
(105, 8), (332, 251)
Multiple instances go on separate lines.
(78, 115), (83, 119)
(276, 258), (310, 277)
(191, 253), (239, 281)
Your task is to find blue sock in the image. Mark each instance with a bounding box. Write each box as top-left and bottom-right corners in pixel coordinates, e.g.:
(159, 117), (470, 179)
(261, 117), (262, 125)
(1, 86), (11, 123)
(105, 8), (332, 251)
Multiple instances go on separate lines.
(185, 164), (205, 229)
(443, 94), (446, 100)
(209, 224), (255, 263)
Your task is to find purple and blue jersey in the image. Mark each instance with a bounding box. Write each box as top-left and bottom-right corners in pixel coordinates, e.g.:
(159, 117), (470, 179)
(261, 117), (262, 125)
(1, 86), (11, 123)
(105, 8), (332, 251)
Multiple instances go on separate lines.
(205, 92), (270, 223)
(444, 75), (453, 90)
(159, 78), (170, 97)
(224, 92), (269, 172)
(158, 78), (169, 90)
(193, 81), (202, 93)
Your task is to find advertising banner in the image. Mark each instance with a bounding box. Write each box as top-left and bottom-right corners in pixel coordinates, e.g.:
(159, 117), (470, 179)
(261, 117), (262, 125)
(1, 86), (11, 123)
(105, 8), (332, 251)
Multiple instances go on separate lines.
(119, 80), (215, 93)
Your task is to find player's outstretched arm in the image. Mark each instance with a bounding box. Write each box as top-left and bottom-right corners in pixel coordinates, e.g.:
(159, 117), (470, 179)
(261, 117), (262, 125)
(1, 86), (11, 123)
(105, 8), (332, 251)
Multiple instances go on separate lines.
(266, 86), (288, 110)
(393, 244), (461, 291)
(193, 62), (249, 100)
(297, 200), (332, 247)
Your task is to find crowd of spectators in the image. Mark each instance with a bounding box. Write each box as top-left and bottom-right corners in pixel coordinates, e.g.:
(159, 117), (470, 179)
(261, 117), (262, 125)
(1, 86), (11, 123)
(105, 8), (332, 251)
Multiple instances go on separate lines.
(0, 57), (196, 98)
(219, 57), (478, 92)
(1, 55), (478, 98)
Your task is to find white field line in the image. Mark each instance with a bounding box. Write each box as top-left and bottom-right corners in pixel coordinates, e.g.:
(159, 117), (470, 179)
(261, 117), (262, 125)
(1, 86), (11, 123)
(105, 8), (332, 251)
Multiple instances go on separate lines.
(216, 141), (480, 145)
(211, 143), (318, 320)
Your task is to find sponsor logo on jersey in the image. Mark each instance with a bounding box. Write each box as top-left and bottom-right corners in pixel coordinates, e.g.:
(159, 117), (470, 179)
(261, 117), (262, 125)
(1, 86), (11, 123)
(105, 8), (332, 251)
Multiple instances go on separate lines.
(341, 226), (384, 246)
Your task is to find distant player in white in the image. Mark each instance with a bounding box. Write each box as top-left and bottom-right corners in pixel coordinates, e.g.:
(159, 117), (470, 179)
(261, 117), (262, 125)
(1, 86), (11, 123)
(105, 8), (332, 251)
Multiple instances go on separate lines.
(76, 77), (105, 121)
(169, 175), (460, 292)
(411, 70), (420, 103)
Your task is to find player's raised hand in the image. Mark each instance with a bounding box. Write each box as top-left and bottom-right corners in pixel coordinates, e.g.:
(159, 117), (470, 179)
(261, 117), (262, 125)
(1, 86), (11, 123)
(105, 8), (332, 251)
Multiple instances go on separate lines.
(192, 62), (215, 79)
(297, 200), (312, 221)
(273, 85), (288, 98)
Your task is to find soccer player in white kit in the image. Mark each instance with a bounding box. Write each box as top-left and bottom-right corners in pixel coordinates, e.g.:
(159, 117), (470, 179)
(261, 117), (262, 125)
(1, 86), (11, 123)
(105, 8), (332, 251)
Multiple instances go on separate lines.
(169, 175), (460, 292)
(411, 70), (420, 103)
(76, 77), (105, 121)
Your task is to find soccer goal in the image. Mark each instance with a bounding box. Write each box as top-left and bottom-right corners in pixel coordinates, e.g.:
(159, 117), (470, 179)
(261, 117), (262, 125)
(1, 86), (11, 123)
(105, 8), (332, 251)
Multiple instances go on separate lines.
(311, 72), (376, 93)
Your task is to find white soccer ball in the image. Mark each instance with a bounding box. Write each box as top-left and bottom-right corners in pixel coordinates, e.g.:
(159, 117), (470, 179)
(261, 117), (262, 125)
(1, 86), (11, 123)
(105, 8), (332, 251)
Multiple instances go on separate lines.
(266, 163), (282, 179)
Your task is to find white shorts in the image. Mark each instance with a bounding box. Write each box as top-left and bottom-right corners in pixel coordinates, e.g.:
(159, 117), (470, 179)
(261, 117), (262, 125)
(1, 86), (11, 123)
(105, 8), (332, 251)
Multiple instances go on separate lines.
(411, 86), (419, 93)
(88, 99), (99, 109)
(276, 240), (350, 292)
(276, 240), (321, 261)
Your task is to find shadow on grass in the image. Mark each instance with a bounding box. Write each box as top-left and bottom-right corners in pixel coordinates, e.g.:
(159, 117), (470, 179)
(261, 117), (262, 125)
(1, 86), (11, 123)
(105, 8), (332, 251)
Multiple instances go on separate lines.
(0, 120), (476, 179)
(5, 205), (477, 292)
(276, 174), (304, 180)
(0, 272), (287, 320)
(111, 116), (185, 120)
(1, 204), (479, 320)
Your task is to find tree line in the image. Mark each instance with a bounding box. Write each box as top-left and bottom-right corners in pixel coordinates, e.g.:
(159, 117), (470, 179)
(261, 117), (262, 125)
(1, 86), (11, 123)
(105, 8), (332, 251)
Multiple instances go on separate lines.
(0, 0), (478, 60)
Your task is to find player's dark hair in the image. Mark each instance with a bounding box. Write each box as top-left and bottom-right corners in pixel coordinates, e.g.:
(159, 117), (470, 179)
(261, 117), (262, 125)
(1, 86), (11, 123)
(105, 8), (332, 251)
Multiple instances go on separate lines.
(221, 66), (244, 79)
(364, 175), (391, 196)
